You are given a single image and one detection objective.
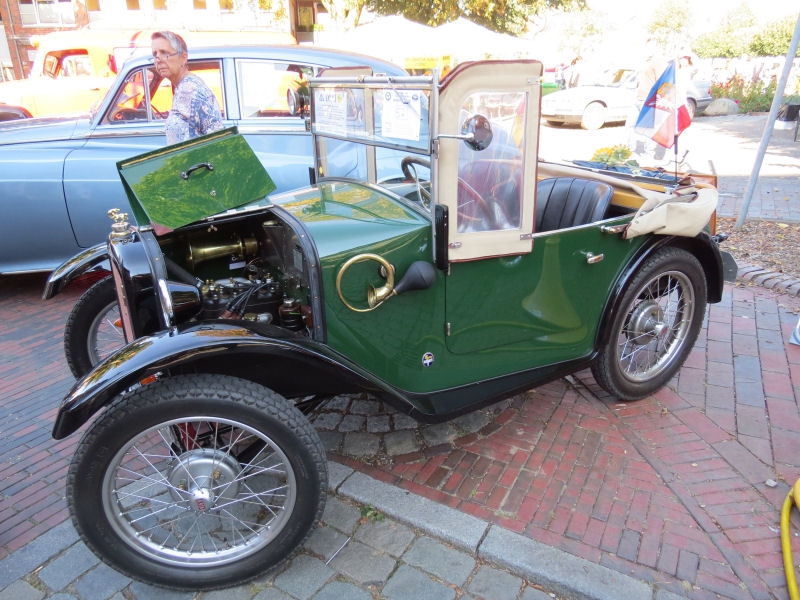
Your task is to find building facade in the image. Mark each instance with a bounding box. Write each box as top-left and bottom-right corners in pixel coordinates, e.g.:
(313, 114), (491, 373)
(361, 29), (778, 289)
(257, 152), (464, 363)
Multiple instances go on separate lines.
(0, 0), (323, 79)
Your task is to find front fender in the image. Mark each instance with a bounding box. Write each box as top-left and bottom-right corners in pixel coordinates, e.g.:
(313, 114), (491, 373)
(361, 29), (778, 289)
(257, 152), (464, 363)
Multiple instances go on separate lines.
(42, 242), (109, 299)
(51, 322), (389, 440)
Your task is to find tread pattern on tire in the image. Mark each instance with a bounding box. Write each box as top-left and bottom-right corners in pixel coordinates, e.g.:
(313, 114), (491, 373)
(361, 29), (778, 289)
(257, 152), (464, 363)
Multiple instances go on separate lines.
(63, 275), (117, 379)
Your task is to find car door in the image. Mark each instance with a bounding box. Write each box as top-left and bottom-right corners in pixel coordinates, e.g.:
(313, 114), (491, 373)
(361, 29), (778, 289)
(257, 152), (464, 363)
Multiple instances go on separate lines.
(62, 62), (178, 247)
(437, 61), (641, 368)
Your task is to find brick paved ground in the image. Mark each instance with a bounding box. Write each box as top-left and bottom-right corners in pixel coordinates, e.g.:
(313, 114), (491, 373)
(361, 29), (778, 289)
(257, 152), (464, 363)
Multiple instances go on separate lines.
(332, 276), (800, 600)
(2, 264), (799, 599)
(2, 126), (800, 598)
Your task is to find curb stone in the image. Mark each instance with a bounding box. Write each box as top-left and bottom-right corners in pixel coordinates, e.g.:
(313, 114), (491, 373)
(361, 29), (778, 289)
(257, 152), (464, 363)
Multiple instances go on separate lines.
(331, 462), (660, 600)
(735, 261), (800, 297)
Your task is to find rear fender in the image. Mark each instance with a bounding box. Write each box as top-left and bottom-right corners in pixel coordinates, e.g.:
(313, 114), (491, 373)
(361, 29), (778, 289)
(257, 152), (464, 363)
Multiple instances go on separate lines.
(42, 242), (109, 299)
(595, 232), (726, 350)
(51, 322), (383, 440)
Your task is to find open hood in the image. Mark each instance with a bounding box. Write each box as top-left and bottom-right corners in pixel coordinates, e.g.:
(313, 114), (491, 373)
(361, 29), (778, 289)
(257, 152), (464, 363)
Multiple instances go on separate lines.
(117, 127), (276, 234)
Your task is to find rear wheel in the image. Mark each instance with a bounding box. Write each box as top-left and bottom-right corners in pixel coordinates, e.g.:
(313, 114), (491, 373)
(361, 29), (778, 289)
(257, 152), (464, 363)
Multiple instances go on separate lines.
(67, 374), (328, 590)
(592, 247), (706, 400)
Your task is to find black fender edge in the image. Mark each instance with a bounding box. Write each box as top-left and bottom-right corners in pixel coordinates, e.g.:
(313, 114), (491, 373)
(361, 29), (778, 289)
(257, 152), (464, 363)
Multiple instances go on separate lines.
(51, 322), (400, 439)
(42, 242), (109, 300)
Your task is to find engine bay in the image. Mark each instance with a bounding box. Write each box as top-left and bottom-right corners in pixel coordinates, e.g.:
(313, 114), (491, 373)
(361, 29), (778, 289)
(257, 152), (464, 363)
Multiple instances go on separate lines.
(157, 209), (314, 334)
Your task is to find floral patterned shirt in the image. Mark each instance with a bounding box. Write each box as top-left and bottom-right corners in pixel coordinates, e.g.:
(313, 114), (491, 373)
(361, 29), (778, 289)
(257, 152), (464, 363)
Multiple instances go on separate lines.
(165, 73), (224, 145)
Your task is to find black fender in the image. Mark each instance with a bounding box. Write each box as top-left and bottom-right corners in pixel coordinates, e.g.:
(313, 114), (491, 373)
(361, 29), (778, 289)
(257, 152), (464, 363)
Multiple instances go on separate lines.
(51, 321), (406, 440)
(42, 242), (109, 300)
(595, 232), (728, 351)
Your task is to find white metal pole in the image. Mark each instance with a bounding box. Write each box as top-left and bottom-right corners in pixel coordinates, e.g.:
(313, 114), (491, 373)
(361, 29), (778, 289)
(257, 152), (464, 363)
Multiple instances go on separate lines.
(736, 13), (800, 227)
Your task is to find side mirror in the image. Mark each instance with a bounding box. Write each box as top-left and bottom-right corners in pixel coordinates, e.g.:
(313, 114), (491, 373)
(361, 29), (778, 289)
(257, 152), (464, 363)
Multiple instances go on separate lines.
(461, 114), (493, 151)
(287, 84), (309, 117)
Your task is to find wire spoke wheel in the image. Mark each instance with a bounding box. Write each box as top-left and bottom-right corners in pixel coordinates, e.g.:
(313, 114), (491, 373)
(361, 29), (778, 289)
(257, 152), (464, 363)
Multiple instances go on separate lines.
(615, 270), (694, 382)
(68, 374), (327, 590)
(88, 298), (123, 365)
(592, 247), (706, 400)
(103, 416), (296, 566)
(64, 276), (125, 378)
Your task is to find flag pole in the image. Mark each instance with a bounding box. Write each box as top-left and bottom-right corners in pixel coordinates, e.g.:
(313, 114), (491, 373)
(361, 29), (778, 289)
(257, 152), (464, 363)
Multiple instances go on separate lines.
(674, 134), (678, 182)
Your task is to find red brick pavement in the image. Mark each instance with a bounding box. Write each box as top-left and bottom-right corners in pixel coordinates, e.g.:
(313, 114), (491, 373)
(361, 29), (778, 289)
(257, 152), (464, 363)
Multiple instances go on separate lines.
(2, 273), (800, 600)
(335, 282), (800, 600)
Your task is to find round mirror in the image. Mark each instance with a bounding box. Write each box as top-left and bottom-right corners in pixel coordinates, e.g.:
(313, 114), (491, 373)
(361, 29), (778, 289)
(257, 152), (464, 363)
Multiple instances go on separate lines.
(461, 114), (493, 151)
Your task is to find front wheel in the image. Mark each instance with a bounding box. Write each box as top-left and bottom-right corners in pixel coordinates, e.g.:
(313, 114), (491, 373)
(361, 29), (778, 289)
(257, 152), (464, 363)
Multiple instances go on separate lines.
(580, 101), (607, 130)
(67, 374), (328, 590)
(592, 247), (706, 401)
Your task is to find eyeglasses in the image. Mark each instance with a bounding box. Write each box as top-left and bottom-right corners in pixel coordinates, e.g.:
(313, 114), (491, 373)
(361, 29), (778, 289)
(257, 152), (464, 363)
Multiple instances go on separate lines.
(151, 51), (179, 62)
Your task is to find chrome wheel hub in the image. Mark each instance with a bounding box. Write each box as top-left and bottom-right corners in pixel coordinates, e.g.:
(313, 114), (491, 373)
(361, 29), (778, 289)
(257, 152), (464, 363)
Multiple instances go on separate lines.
(168, 448), (242, 513)
(627, 300), (667, 345)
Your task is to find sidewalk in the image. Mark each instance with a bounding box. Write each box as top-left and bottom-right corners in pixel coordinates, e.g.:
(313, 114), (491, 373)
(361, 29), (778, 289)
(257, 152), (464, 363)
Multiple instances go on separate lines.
(1, 115), (800, 600)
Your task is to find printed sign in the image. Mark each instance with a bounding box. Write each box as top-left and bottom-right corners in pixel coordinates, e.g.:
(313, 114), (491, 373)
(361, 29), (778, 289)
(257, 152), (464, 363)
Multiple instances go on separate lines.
(314, 88), (366, 137)
(380, 89), (421, 141)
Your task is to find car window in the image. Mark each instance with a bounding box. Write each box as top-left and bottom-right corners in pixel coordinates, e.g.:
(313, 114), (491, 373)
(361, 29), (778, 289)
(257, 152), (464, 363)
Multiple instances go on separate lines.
(42, 54), (59, 78)
(104, 67), (153, 123)
(237, 60), (315, 118)
(103, 60), (224, 125)
(61, 53), (93, 77)
(456, 91), (525, 233)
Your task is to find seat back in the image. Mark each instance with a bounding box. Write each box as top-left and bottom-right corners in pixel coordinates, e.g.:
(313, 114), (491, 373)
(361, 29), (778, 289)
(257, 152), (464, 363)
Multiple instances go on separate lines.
(536, 177), (614, 232)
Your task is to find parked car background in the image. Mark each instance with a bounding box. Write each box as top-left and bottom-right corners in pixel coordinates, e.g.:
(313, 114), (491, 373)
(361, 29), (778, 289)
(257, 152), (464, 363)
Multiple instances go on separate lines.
(0, 103), (31, 121)
(0, 45), (405, 274)
(541, 66), (713, 130)
(0, 28), (297, 119)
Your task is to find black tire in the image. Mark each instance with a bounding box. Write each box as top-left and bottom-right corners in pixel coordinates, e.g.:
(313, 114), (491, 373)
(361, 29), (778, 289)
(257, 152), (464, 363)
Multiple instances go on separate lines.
(67, 374), (328, 590)
(591, 247), (706, 401)
(686, 98), (697, 120)
(64, 276), (124, 378)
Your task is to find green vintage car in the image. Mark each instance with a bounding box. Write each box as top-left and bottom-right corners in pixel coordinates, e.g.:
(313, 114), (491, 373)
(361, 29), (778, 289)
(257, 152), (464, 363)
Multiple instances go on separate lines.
(48, 60), (734, 590)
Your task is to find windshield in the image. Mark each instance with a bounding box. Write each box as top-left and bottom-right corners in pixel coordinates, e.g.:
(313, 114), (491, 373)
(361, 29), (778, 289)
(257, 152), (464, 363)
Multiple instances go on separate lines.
(311, 75), (433, 188)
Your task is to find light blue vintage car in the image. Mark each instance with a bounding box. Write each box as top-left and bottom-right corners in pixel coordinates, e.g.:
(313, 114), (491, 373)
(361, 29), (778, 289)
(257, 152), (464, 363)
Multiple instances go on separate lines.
(0, 45), (405, 274)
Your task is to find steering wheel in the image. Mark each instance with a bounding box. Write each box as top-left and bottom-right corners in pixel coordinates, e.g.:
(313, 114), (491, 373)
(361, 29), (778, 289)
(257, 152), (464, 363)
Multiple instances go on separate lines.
(109, 108), (146, 122)
(400, 156), (432, 207)
(456, 177), (496, 232)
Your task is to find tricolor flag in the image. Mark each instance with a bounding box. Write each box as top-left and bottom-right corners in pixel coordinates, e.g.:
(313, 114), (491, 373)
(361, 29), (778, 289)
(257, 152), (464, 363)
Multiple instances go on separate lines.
(634, 60), (691, 149)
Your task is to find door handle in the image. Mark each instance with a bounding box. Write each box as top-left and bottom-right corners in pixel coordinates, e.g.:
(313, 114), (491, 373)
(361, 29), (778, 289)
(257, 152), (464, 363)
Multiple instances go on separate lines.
(585, 252), (604, 264)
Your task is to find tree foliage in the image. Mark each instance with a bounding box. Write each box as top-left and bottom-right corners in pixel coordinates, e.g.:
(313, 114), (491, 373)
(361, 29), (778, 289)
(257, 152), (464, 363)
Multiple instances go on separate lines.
(364, 0), (585, 36)
(748, 15), (798, 57)
(693, 8), (798, 58)
(646, 0), (691, 53)
(317, 0), (368, 30)
(692, 4), (756, 58)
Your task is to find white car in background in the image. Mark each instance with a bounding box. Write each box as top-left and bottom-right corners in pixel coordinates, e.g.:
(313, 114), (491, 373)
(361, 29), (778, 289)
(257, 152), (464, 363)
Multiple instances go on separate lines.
(542, 67), (712, 130)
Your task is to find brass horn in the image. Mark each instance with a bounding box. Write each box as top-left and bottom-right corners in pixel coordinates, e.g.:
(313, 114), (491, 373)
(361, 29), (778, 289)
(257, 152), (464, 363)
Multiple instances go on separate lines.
(185, 233), (259, 269)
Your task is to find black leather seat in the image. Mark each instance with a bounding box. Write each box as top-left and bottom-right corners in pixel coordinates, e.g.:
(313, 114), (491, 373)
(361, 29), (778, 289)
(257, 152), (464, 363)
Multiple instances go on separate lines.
(536, 177), (614, 232)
